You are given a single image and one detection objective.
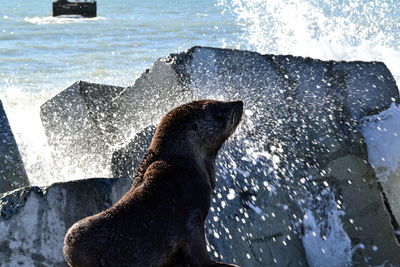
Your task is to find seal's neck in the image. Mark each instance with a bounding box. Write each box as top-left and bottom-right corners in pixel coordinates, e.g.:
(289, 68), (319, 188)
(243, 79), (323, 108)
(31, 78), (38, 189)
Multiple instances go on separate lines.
(132, 149), (157, 187)
(204, 153), (216, 189)
(150, 136), (218, 189)
(179, 150), (217, 190)
(151, 146), (217, 190)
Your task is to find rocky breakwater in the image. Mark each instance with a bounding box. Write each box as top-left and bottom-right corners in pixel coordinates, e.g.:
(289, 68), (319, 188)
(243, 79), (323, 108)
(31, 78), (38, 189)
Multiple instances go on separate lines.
(112, 47), (400, 266)
(0, 100), (29, 193)
(1, 46), (396, 266)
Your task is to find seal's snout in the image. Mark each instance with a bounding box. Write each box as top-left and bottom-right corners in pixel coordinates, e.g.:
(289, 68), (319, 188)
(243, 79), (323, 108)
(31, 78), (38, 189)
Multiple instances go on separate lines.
(232, 100), (243, 110)
(230, 100), (243, 122)
(223, 101), (243, 135)
(233, 101), (243, 114)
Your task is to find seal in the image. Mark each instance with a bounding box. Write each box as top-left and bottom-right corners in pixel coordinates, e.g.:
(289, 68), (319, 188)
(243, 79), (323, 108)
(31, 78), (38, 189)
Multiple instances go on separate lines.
(63, 99), (243, 267)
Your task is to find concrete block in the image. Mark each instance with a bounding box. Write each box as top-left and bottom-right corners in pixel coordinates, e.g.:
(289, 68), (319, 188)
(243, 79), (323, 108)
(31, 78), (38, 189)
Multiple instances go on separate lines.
(0, 100), (29, 193)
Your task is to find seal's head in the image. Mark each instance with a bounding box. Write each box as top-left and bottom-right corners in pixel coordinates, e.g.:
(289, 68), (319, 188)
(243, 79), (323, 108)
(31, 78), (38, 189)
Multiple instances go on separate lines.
(152, 100), (243, 156)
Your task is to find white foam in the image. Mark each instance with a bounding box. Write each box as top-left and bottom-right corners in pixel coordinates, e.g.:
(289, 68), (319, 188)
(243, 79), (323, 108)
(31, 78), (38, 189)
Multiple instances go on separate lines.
(360, 103), (400, 223)
(0, 88), (55, 185)
(219, 0), (400, 83)
(24, 16), (106, 25)
(360, 103), (400, 179)
(302, 206), (352, 267)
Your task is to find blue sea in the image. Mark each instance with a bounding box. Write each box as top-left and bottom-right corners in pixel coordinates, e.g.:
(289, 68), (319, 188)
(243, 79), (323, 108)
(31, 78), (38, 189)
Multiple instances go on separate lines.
(1, 0), (399, 184)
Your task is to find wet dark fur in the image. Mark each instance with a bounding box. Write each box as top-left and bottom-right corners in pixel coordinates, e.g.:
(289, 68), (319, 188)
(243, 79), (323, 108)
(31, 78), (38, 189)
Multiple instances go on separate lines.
(63, 100), (243, 267)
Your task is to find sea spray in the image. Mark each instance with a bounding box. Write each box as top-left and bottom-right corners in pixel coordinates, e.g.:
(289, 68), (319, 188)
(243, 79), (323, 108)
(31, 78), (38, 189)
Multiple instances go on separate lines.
(0, 88), (56, 185)
(218, 0), (400, 82)
(207, 113), (353, 266)
(300, 184), (353, 267)
(3, 0), (400, 186)
(302, 207), (352, 267)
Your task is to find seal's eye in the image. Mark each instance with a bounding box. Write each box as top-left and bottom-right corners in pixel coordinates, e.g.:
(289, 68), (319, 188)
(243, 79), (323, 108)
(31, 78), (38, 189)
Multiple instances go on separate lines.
(190, 122), (199, 131)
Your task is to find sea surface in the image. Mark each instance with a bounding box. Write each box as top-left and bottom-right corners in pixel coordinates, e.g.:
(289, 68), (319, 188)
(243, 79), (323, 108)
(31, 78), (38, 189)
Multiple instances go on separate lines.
(1, 0), (244, 92)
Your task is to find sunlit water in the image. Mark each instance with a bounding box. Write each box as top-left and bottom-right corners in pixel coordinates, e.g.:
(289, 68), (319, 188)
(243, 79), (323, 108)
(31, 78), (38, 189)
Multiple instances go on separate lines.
(1, 1), (400, 266)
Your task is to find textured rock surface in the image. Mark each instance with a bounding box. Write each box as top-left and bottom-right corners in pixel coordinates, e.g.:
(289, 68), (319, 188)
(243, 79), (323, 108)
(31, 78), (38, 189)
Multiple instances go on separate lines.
(40, 81), (125, 179)
(112, 52), (194, 132)
(327, 156), (400, 265)
(41, 65), (193, 180)
(0, 100), (29, 193)
(0, 178), (131, 267)
(110, 47), (400, 266)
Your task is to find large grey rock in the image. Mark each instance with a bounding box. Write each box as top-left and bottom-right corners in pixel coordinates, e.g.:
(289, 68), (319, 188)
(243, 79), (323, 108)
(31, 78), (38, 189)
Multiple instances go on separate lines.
(186, 47), (400, 266)
(114, 47), (399, 266)
(0, 100), (29, 193)
(40, 47), (400, 266)
(0, 178), (131, 266)
(40, 81), (125, 179)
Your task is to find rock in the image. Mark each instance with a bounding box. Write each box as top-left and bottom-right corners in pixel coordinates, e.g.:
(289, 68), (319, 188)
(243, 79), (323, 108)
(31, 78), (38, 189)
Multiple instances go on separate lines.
(360, 103), (400, 225)
(111, 52), (194, 132)
(271, 56), (399, 120)
(210, 147), (310, 267)
(41, 62), (194, 179)
(40, 81), (125, 179)
(111, 125), (156, 179)
(326, 155), (400, 265)
(132, 47), (399, 266)
(0, 178), (131, 267)
(0, 100), (29, 193)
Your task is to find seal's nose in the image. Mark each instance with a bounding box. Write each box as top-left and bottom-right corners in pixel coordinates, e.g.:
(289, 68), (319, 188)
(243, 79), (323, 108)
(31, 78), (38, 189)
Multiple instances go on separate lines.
(230, 101), (243, 123)
(231, 100), (244, 113)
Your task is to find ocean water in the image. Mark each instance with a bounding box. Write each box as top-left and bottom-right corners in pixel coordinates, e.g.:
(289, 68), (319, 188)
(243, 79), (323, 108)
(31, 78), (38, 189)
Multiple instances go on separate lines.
(1, 0), (241, 91)
(1, 1), (400, 266)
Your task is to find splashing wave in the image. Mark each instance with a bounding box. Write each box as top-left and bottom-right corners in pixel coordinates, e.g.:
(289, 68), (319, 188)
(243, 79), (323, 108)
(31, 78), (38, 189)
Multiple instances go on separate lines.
(218, 0), (400, 82)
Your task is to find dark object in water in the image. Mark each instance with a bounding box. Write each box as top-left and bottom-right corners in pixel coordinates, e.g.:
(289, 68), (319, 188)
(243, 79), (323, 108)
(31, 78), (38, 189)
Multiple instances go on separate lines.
(53, 0), (96, 18)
